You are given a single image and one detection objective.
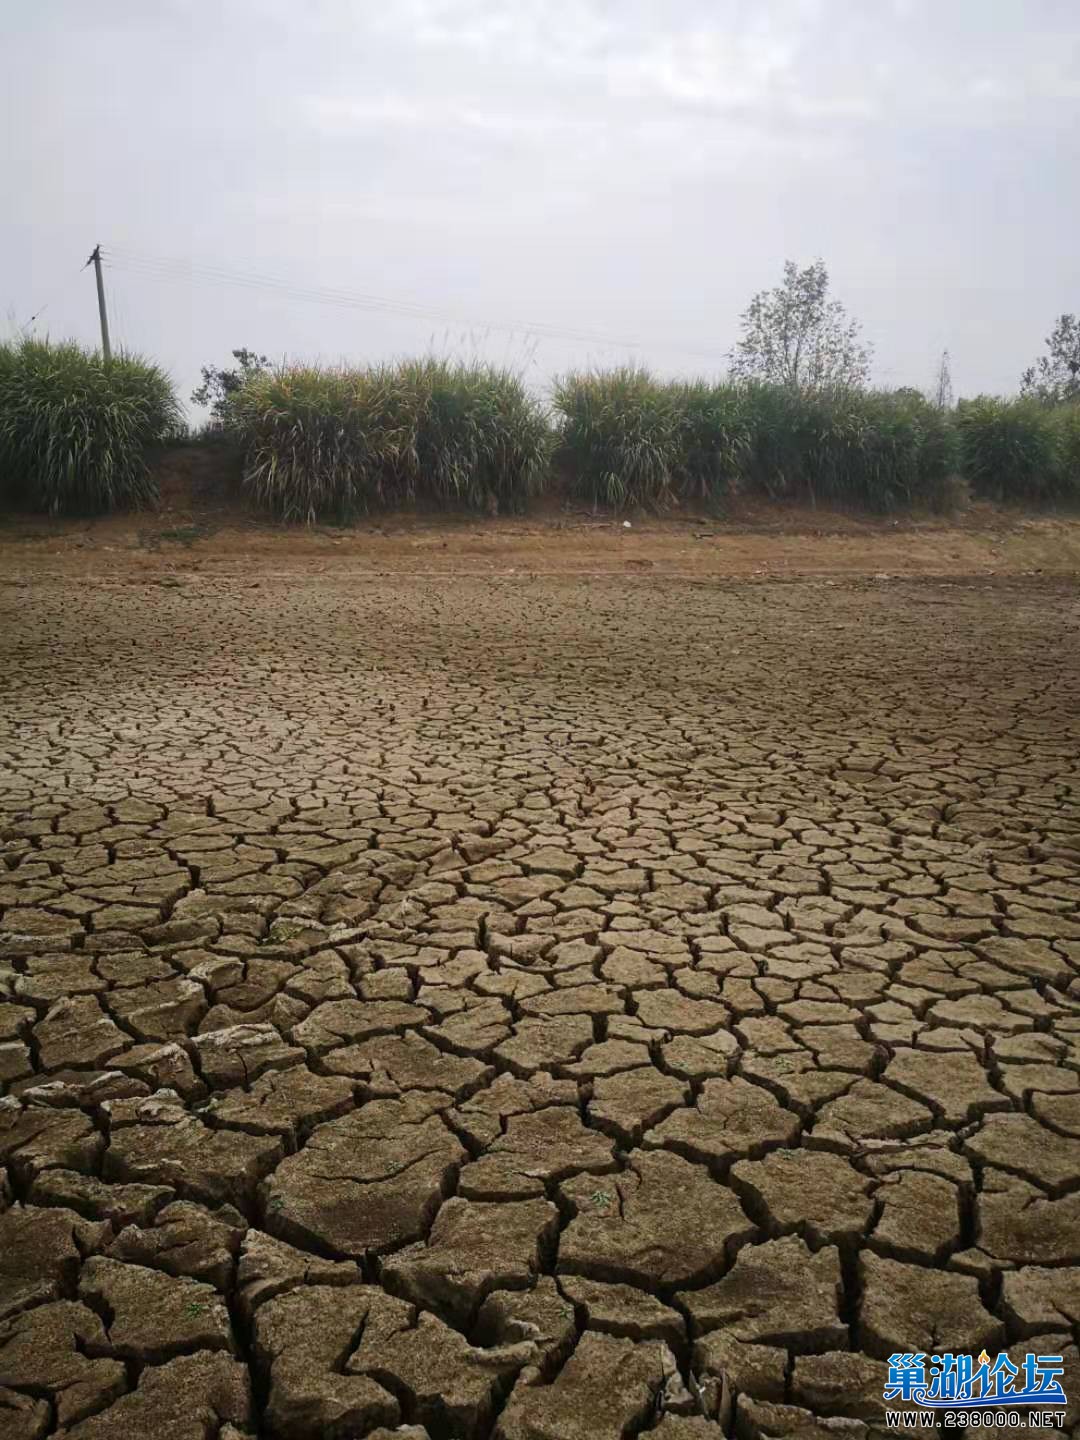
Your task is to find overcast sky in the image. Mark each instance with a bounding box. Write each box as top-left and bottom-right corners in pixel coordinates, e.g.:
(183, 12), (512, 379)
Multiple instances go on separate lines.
(4, 0), (1078, 413)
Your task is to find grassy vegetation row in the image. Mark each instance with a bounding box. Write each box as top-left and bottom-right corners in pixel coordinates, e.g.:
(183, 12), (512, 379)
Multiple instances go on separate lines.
(1, 339), (1078, 517)
(955, 397), (1080, 503)
(553, 370), (961, 512)
(0, 338), (180, 514)
(232, 359), (551, 521)
(238, 365), (1079, 518)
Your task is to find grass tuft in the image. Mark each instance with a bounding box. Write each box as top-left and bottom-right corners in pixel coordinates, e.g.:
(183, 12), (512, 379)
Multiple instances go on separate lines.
(956, 397), (1079, 503)
(233, 359), (551, 521)
(552, 368), (682, 509)
(0, 338), (181, 514)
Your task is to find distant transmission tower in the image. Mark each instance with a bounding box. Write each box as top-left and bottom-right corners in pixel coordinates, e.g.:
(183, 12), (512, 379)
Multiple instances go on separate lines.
(933, 348), (954, 410)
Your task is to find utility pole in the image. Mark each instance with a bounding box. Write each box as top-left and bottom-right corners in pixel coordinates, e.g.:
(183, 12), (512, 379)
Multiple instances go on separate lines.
(89, 244), (112, 363)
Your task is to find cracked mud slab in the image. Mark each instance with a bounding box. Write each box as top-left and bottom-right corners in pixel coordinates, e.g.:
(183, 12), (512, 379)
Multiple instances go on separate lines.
(1, 567), (1079, 1438)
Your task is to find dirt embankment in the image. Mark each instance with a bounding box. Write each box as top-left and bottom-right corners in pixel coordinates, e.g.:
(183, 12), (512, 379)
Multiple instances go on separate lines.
(2, 443), (1079, 582)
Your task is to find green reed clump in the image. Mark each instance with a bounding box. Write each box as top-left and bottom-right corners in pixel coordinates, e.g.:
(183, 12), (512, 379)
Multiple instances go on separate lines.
(740, 385), (959, 510)
(1054, 405), (1080, 498)
(670, 381), (754, 501)
(956, 397), (1077, 502)
(233, 359), (550, 520)
(553, 369), (739, 508)
(399, 359), (551, 510)
(231, 365), (412, 521)
(0, 338), (181, 513)
(555, 372), (956, 511)
(795, 388), (958, 511)
(738, 383), (810, 500)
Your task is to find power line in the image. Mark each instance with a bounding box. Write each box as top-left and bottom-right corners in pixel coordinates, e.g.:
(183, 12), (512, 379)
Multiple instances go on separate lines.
(103, 244), (661, 346)
(107, 246), (458, 319)
(18, 256), (93, 333)
(102, 243), (733, 363)
(105, 245), (718, 355)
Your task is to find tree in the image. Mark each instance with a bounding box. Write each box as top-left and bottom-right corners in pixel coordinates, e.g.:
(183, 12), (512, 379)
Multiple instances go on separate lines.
(932, 349), (953, 411)
(1020, 315), (1080, 405)
(729, 259), (872, 391)
(191, 347), (271, 426)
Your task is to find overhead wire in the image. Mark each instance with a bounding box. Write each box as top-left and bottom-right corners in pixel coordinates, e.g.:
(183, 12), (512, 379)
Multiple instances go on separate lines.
(27, 243), (980, 387)
(103, 246), (690, 353)
(18, 257), (93, 334)
(101, 243), (732, 363)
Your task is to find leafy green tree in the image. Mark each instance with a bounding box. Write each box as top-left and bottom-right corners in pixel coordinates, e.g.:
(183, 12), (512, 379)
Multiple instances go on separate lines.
(730, 259), (872, 392)
(191, 348), (271, 426)
(1020, 315), (1080, 405)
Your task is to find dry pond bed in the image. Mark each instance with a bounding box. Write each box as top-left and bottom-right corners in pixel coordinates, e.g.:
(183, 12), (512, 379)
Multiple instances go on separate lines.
(1, 519), (1079, 1438)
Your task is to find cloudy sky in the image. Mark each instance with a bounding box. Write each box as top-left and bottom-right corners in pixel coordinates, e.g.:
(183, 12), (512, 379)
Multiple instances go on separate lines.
(4, 0), (1077, 412)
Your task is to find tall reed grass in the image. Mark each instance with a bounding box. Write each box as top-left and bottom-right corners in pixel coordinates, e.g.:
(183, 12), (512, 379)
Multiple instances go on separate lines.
(550, 368), (684, 508)
(956, 397), (1080, 502)
(233, 359), (551, 521)
(553, 372), (957, 512)
(5, 338), (1073, 521)
(0, 339), (180, 513)
(766, 387), (958, 510)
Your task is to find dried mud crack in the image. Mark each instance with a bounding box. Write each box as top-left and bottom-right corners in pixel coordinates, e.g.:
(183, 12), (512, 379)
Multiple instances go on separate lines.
(1, 568), (1079, 1439)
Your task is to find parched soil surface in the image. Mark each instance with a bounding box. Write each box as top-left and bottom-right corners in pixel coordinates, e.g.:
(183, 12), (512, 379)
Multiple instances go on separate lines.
(1, 537), (1079, 1438)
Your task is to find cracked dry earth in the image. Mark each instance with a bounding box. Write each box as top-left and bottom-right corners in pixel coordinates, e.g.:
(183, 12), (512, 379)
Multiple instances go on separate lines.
(1, 568), (1079, 1440)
